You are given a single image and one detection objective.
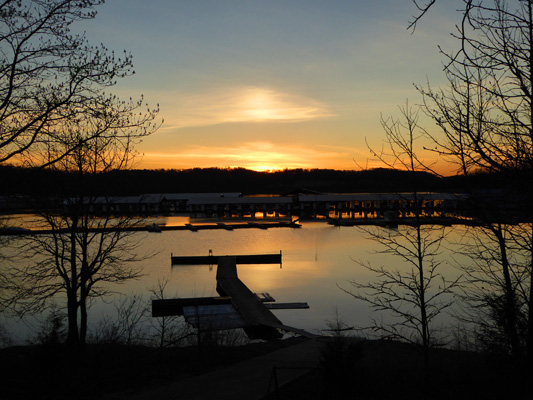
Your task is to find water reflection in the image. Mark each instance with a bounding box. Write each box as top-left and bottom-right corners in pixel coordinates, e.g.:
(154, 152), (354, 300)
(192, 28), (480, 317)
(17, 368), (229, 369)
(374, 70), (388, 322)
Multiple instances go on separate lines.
(1, 217), (464, 342)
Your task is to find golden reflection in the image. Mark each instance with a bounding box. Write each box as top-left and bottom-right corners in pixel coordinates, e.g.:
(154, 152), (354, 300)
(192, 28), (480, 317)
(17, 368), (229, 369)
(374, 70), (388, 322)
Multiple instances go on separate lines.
(237, 262), (328, 292)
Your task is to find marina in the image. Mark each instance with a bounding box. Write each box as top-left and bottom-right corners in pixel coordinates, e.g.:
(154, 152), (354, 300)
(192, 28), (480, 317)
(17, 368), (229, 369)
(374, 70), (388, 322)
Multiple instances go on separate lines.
(0, 191), (477, 238)
(154, 254), (314, 339)
(83, 192), (469, 220)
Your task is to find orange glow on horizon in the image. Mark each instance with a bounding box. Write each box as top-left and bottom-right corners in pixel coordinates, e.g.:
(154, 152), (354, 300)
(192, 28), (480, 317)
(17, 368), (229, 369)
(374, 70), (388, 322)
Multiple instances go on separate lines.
(247, 165), (286, 172)
(137, 153), (458, 176)
(139, 141), (362, 172)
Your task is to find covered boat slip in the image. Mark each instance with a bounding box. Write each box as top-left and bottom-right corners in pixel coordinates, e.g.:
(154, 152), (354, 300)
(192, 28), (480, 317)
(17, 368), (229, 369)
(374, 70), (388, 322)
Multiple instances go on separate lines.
(153, 255), (315, 339)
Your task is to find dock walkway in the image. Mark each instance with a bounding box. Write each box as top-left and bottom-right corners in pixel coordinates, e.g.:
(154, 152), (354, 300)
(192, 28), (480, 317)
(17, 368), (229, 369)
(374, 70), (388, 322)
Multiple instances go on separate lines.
(216, 257), (316, 339)
(156, 255), (315, 339)
(128, 338), (323, 400)
(216, 257), (283, 339)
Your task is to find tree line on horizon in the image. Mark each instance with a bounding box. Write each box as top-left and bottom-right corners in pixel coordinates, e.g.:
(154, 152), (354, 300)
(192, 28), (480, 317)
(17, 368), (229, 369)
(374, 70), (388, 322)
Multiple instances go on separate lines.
(0, 164), (504, 198)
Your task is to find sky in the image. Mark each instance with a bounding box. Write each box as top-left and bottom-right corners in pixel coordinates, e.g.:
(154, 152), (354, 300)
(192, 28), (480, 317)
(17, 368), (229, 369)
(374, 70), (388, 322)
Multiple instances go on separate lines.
(76, 0), (462, 174)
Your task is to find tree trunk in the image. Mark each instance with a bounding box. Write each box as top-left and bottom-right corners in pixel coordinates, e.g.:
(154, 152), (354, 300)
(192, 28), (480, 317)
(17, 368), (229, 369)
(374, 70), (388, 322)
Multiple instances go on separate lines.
(66, 289), (79, 345)
(495, 226), (521, 357)
(79, 236), (89, 346)
(526, 224), (533, 364)
(417, 224), (430, 368)
(413, 190), (430, 365)
(67, 223), (79, 345)
(79, 288), (88, 345)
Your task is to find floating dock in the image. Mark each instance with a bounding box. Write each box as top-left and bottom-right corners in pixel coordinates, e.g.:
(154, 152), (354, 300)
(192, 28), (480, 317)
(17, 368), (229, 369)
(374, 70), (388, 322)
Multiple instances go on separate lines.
(171, 252), (282, 266)
(154, 255), (315, 339)
(216, 257), (284, 339)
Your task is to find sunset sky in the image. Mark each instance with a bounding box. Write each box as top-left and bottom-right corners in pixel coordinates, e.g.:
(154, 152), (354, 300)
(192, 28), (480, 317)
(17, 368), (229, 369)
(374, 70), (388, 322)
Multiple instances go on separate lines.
(77, 0), (461, 174)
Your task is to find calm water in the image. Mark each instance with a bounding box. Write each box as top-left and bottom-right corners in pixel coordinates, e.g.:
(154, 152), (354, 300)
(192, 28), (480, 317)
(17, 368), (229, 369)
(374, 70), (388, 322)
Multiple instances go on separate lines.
(1, 215), (464, 343)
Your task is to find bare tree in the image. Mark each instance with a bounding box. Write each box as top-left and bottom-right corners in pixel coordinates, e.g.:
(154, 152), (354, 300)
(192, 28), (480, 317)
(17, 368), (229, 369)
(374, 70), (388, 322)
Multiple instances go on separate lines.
(0, 0), (135, 165)
(342, 104), (459, 365)
(0, 94), (158, 346)
(419, 1), (533, 177)
(148, 278), (193, 349)
(454, 223), (531, 355)
(416, 0), (533, 359)
(89, 294), (148, 345)
(0, 318), (11, 347)
(408, 0), (437, 31)
(0, 2), (159, 341)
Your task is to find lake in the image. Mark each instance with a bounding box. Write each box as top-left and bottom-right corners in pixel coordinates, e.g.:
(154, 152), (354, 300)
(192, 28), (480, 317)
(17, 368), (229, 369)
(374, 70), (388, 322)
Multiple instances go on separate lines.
(1, 215), (465, 344)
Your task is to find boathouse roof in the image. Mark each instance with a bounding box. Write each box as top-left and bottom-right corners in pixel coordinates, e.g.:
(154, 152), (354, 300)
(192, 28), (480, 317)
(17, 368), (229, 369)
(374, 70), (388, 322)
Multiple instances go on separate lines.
(187, 196), (293, 205)
(297, 193), (468, 202)
(145, 193), (242, 201)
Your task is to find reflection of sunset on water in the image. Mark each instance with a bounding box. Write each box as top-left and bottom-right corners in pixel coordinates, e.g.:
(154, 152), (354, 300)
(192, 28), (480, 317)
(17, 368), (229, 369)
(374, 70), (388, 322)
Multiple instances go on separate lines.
(237, 261), (326, 293)
(2, 218), (465, 340)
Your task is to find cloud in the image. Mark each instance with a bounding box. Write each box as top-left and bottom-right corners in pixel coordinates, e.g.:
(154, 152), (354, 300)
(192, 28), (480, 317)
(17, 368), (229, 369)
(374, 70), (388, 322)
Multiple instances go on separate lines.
(161, 86), (335, 129)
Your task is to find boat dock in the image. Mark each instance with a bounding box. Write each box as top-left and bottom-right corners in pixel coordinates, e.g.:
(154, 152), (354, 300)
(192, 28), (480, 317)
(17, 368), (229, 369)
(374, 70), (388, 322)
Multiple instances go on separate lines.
(171, 252), (282, 266)
(154, 255), (315, 339)
(216, 257), (285, 339)
(1, 221), (301, 237)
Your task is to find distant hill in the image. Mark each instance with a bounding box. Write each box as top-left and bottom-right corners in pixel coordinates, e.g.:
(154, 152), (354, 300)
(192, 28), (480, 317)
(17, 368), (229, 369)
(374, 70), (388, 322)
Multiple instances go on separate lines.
(0, 165), (497, 197)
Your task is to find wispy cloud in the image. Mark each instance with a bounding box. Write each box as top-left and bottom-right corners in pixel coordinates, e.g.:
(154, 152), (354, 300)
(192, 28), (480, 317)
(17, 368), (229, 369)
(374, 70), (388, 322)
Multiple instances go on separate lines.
(160, 87), (335, 129)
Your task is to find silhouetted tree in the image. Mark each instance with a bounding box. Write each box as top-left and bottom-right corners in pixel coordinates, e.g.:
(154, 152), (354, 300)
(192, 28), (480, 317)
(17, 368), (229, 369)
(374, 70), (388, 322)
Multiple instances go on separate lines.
(148, 278), (193, 349)
(0, 94), (158, 346)
(454, 223), (532, 355)
(0, 0), (135, 165)
(89, 294), (147, 345)
(342, 104), (459, 366)
(408, 0), (437, 31)
(416, 0), (533, 359)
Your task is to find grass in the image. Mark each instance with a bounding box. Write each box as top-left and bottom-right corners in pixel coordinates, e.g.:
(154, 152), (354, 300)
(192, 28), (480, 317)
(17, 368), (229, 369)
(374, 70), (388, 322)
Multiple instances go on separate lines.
(273, 338), (531, 400)
(0, 337), (306, 400)
(1, 337), (530, 400)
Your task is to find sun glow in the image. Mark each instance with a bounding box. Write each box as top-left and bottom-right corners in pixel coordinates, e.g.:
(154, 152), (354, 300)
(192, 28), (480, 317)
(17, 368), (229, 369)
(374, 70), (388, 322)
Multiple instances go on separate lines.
(243, 88), (320, 121)
(249, 165), (284, 172)
(158, 86), (334, 129)
(140, 141), (364, 171)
